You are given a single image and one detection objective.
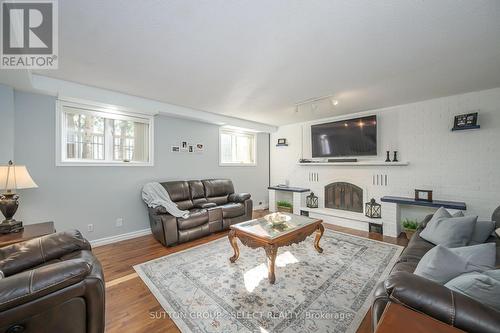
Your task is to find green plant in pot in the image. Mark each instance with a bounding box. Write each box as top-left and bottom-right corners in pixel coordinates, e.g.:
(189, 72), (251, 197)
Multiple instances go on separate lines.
(401, 218), (419, 239)
(276, 200), (293, 213)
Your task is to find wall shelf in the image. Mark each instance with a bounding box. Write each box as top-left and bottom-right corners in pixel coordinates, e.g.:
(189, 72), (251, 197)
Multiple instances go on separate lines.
(297, 161), (409, 166)
(451, 125), (480, 131)
(275, 143), (289, 147)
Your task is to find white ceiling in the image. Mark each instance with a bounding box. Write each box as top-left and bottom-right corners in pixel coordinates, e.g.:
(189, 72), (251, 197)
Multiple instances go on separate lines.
(34, 0), (500, 125)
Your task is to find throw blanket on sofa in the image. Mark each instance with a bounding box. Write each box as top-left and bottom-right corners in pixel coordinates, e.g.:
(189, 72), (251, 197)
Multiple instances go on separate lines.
(142, 182), (190, 218)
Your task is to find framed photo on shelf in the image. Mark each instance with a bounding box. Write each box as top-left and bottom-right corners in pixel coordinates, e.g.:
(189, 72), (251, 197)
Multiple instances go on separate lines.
(171, 146), (180, 152)
(415, 189), (433, 202)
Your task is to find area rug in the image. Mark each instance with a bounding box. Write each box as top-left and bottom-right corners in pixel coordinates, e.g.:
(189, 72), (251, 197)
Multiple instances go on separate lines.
(134, 230), (403, 333)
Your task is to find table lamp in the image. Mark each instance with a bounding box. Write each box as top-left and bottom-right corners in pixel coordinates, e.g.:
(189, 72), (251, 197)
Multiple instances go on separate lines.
(0, 160), (38, 234)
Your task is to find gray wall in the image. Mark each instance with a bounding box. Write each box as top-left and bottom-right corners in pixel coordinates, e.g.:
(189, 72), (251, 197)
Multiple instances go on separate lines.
(13, 90), (270, 241)
(0, 85), (14, 160)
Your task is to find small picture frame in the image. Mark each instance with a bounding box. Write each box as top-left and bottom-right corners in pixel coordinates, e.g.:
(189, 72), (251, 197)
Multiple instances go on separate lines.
(171, 146), (180, 152)
(188, 145), (194, 153)
(181, 141), (188, 149)
(415, 189), (433, 202)
(277, 138), (287, 145)
(453, 112), (478, 128)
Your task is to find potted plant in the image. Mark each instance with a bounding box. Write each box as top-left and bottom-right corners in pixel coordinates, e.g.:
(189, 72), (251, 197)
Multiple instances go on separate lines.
(401, 218), (419, 239)
(276, 200), (293, 213)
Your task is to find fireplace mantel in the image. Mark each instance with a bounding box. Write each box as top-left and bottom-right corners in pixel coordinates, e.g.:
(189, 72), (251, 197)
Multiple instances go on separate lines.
(297, 161), (409, 166)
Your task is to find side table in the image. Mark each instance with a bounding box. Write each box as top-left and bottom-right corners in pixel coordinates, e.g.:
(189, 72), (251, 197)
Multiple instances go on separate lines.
(0, 222), (56, 247)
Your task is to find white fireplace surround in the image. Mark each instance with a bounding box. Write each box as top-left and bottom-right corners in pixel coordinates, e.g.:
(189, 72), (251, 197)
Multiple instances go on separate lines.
(269, 180), (401, 238)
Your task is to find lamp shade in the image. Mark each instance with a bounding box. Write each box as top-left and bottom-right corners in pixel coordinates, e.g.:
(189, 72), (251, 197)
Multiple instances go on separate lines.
(0, 163), (38, 191)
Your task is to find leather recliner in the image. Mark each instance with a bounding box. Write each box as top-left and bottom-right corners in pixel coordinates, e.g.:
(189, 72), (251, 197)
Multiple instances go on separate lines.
(147, 179), (253, 247)
(372, 213), (500, 333)
(0, 230), (105, 333)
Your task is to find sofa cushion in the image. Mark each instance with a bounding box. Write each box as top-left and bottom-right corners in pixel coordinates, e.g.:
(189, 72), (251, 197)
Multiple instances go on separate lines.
(220, 203), (245, 219)
(203, 179), (234, 205)
(414, 243), (496, 284)
(177, 209), (209, 230)
(420, 207), (477, 247)
(445, 269), (500, 311)
(189, 180), (208, 207)
(162, 181), (194, 210)
(470, 220), (496, 245)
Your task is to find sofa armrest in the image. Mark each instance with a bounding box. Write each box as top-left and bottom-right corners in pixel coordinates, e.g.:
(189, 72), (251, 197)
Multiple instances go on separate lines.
(0, 259), (91, 312)
(194, 202), (217, 209)
(228, 193), (251, 203)
(418, 214), (434, 230)
(0, 230), (91, 277)
(159, 213), (179, 246)
(385, 271), (500, 333)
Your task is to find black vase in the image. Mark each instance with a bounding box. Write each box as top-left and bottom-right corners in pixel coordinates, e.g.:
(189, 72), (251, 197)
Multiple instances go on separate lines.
(392, 151), (398, 162)
(385, 151), (391, 162)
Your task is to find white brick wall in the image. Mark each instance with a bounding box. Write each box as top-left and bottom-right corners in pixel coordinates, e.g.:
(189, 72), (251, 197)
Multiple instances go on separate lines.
(271, 87), (500, 222)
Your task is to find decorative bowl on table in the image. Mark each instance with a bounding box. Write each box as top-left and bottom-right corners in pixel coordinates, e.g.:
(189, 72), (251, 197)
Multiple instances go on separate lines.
(265, 212), (291, 227)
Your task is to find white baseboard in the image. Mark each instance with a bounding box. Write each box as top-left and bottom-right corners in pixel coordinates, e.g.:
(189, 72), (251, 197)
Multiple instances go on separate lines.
(90, 228), (152, 247)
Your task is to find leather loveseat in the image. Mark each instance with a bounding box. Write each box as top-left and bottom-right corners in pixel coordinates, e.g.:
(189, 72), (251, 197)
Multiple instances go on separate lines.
(372, 212), (500, 333)
(147, 179), (253, 247)
(0, 230), (105, 333)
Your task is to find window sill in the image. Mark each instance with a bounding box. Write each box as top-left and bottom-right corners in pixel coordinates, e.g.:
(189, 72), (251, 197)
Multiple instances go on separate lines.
(56, 160), (154, 167)
(219, 162), (257, 167)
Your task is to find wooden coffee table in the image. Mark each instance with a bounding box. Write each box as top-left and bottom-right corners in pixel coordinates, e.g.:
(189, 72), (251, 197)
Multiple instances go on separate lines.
(228, 213), (324, 284)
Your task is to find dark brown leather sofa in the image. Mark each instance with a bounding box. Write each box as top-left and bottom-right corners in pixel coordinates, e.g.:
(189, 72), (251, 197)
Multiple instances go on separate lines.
(372, 214), (500, 333)
(0, 230), (105, 333)
(147, 179), (253, 247)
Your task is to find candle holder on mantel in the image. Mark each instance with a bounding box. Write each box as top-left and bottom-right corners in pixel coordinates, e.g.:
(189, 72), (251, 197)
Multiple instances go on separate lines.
(392, 151), (398, 162)
(385, 151), (391, 162)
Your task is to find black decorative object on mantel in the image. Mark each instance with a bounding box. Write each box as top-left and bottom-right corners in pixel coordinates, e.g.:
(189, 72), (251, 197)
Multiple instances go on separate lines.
(365, 198), (382, 219)
(392, 151), (398, 162)
(385, 151), (391, 162)
(306, 192), (318, 208)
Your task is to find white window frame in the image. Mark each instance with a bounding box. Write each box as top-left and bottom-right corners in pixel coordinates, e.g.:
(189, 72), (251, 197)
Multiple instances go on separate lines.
(56, 99), (154, 166)
(219, 127), (257, 167)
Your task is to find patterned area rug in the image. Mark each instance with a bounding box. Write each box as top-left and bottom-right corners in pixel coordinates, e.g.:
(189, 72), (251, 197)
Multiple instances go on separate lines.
(134, 230), (403, 333)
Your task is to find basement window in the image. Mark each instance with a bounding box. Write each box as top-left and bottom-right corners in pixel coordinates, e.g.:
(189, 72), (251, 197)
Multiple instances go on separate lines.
(219, 128), (256, 166)
(56, 99), (154, 166)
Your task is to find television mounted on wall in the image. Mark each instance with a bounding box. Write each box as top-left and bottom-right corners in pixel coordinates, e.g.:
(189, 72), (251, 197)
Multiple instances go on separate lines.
(311, 115), (377, 158)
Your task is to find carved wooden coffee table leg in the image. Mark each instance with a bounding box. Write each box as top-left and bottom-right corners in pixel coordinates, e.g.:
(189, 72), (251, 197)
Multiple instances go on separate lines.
(314, 223), (324, 253)
(228, 230), (240, 263)
(265, 245), (278, 284)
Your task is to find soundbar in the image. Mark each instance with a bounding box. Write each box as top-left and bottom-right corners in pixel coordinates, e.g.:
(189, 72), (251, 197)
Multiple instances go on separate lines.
(328, 158), (358, 163)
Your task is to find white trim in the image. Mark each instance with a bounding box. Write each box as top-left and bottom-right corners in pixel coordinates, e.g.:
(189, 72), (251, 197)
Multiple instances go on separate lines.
(218, 127), (257, 167)
(90, 228), (152, 247)
(55, 99), (155, 167)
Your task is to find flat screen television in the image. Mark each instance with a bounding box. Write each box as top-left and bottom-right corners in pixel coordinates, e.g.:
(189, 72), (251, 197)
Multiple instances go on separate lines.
(311, 115), (377, 158)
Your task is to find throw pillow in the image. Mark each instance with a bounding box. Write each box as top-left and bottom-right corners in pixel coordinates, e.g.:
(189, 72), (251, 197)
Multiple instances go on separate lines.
(469, 220), (496, 244)
(414, 243), (496, 284)
(420, 212), (477, 247)
(445, 269), (500, 311)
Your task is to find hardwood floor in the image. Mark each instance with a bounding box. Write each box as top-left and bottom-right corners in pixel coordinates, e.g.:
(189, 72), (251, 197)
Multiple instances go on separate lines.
(94, 210), (408, 333)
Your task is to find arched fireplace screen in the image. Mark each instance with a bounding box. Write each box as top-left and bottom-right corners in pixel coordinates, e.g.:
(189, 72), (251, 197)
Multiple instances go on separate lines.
(324, 182), (363, 213)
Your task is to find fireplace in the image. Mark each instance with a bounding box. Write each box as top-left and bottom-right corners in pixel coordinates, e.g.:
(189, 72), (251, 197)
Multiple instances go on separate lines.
(324, 182), (363, 213)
